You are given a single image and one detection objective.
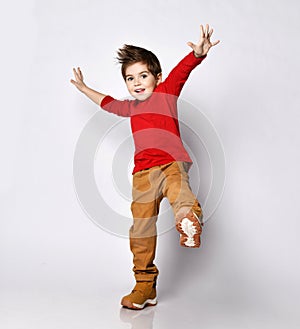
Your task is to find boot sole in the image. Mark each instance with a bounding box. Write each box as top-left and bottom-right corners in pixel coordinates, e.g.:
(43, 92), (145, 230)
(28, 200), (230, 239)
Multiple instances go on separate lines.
(121, 297), (157, 310)
(176, 213), (202, 248)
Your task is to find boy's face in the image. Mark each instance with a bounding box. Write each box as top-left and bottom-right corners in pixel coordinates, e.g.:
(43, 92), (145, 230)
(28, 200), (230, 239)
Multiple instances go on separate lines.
(124, 62), (162, 101)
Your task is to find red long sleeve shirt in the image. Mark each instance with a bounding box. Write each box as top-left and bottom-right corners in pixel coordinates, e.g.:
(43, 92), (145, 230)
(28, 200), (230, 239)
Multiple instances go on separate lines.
(100, 52), (206, 174)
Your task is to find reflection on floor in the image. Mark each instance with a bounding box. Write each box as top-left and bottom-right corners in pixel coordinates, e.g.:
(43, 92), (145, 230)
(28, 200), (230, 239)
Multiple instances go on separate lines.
(120, 306), (155, 329)
(1, 287), (298, 329)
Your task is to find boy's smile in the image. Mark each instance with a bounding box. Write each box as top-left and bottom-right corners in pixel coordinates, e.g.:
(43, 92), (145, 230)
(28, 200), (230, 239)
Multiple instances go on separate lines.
(125, 62), (162, 101)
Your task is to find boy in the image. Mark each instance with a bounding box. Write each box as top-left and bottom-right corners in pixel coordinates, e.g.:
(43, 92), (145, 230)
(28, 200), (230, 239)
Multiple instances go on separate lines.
(71, 24), (219, 310)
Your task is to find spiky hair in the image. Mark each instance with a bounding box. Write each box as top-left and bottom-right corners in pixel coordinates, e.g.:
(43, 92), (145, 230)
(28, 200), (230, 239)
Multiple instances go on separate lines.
(116, 44), (162, 80)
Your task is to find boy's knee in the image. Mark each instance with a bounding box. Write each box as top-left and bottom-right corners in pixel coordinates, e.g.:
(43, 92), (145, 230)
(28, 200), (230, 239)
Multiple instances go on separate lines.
(130, 217), (157, 238)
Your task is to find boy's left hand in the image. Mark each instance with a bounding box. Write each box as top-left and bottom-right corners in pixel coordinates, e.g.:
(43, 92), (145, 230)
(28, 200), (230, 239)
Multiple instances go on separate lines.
(187, 24), (220, 57)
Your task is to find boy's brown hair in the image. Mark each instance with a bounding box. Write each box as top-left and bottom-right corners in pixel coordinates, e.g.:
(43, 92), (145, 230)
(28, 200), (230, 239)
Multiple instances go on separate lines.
(117, 45), (162, 80)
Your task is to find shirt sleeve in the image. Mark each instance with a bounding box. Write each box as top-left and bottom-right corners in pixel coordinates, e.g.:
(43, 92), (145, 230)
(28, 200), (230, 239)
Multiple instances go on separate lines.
(160, 52), (206, 96)
(100, 95), (132, 117)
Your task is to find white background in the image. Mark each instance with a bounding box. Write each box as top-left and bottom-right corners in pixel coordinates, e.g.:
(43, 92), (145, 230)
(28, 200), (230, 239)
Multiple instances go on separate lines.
(1, 0), (300, 328)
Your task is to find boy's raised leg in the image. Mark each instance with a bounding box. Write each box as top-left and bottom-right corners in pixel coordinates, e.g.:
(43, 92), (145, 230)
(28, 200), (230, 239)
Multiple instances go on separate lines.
(162, 162), (204, 248)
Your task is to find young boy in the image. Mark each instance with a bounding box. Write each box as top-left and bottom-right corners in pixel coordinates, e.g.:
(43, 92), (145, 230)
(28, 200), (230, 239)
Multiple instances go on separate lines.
(71, 24), (219, 310)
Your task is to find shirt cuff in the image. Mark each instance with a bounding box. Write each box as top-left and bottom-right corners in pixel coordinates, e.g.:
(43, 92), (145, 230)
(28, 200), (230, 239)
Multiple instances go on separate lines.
(191, 51), (207, 61)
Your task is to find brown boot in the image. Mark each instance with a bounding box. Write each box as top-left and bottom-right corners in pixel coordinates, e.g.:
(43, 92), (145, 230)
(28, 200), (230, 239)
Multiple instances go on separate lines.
(121, 282), (157, 310)
(176, 211), (203, 248)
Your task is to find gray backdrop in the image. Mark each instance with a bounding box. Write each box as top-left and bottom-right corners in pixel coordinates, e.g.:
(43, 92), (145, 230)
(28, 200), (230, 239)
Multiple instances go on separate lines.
(1, 0), (300, 328)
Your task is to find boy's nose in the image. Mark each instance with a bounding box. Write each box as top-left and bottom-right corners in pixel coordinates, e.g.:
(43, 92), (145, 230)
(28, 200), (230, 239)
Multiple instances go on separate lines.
(134, 78), (141, 86)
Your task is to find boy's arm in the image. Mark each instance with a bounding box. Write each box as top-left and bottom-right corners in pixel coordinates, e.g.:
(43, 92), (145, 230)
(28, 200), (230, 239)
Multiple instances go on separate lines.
(71, 67), (131, 117)
(162, 24), (219, 96)
(70, 67), (106, 105)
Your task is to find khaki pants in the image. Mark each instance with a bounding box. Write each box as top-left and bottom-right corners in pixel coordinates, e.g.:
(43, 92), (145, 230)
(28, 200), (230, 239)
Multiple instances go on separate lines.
(130, 161), (202, 283)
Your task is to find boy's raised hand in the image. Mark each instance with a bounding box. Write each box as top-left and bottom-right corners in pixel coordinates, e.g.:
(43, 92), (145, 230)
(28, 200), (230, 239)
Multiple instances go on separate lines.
(70, 67), (87, 92)
(187, 24), (220, 57)
(70, 67), (106, 105)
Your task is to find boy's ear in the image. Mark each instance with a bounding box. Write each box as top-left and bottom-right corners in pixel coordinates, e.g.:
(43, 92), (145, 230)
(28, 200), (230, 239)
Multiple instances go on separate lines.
(156, 73), (162, 85)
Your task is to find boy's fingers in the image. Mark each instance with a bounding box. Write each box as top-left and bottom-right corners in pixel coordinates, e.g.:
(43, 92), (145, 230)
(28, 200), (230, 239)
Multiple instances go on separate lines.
(73, 67), (79, 78)
(187, 41), (196, 51)
(200, 24), (205, 38)
(205, 24), (209, 36)
(78, 68), (83, 79)
(72, 67), (83, 80)
(73, 68), (83, 82)
(211, 40), (220, 47)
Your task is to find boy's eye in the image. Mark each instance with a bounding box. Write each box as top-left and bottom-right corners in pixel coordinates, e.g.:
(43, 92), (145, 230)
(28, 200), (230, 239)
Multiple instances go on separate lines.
(126, 77), (134, 82)
(141, 74), (148, 79)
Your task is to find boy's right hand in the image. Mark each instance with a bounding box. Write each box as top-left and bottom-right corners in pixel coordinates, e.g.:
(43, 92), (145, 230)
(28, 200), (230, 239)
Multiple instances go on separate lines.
(70, 67), (87, 92)
(70, 67), (107, 105)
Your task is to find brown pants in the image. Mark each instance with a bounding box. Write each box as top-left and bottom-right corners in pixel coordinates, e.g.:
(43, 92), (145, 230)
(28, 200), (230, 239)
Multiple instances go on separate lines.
(130, 161), (202, 283)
